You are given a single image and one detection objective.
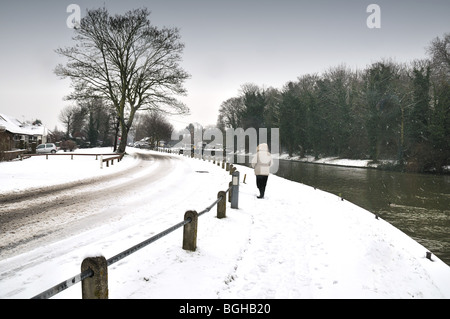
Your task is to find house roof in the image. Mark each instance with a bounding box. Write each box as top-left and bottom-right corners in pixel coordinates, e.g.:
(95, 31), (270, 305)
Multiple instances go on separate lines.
(0, 113), (48, 136)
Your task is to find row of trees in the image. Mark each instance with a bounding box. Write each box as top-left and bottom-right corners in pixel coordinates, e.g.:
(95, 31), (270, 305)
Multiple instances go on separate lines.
(217, 34), (449, 173)
(59, 98), (118, 148)
(58, 98), (174, 149)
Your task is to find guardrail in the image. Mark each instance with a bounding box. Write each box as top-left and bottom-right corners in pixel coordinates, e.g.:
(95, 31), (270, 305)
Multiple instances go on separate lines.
(100, 153), (125, 168)
(22, 152), (120, 160)
(31, 154), (240, 299)
(20, 152), (124, 168)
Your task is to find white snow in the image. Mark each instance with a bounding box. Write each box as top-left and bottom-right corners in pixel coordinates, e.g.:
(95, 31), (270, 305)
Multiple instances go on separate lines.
(277, 153), (388, 168)
(0, 148), (138, 193)
(0, 148), (449, 299)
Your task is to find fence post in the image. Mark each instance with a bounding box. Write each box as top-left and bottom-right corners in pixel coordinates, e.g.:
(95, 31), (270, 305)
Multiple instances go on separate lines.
(231, 171), (239, 209)
(183, 210), (198, 252)
(217, 191), (226, 219)
(81, 256), (108, 299)
(228, 182), (232, 203)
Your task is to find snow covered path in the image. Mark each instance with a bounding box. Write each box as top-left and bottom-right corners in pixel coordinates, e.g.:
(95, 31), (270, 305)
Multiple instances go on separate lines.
(0, 149), (449, 299)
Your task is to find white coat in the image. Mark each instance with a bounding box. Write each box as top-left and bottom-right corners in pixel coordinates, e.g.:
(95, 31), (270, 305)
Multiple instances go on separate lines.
(251, 143), (273, 176)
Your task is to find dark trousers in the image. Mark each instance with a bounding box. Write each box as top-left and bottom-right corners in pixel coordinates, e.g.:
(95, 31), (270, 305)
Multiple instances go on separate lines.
(256, 175), (269, 197)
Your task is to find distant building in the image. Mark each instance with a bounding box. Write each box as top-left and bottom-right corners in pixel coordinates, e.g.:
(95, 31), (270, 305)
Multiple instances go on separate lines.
(0, 113), (49, 152)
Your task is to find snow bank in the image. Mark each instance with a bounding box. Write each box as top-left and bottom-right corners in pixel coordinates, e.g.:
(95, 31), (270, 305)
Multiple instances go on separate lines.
(278, 154), (378, 168)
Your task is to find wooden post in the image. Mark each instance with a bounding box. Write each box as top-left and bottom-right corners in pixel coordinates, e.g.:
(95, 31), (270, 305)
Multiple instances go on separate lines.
(228, 182), (232, 203)
(183, 210), (198, 251)
(81, 256), (108, 299)
(217, 191), (226, 219)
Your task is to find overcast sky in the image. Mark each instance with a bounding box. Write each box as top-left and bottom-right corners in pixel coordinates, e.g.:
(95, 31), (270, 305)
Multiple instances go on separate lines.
(0, 0), (449, 131)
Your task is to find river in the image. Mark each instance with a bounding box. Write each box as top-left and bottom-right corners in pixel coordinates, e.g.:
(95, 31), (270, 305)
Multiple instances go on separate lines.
(268, 159), (450, 266)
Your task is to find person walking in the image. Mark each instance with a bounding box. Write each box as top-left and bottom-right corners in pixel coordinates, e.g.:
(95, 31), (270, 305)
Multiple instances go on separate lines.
(251, 143), (273, 199)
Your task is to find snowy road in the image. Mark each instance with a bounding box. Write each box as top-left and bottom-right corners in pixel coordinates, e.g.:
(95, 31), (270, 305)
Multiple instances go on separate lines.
(0, 152), (177, 259)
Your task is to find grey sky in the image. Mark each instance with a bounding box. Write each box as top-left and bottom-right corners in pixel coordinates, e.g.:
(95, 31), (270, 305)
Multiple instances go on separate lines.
(0, 0), (449, 131)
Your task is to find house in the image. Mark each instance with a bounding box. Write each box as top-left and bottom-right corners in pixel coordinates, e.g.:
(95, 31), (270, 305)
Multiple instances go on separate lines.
(0, 113), (49, 152)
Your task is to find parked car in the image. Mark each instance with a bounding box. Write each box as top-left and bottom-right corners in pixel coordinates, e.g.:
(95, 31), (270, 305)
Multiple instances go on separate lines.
(134, 141), (150, 149)
(36, 143), (58, 154)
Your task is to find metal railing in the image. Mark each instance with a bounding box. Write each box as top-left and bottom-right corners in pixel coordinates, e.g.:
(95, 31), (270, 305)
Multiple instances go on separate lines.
(31, 218), (194, 299)
(31, 155), (239, 299)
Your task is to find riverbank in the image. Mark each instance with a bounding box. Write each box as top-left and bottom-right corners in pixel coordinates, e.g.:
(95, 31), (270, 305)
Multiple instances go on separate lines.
(277, 153), (450, 174)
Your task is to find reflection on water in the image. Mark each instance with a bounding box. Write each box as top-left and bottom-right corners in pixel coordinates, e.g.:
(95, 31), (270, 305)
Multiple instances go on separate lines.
(274, 160), (450, 266)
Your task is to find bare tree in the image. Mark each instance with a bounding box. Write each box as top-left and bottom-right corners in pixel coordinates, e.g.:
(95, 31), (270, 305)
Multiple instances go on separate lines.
(217, 97), (244, 129)
(59, 105), (86, 138)
(55, 7), (190, 153)
(427, 33), (450, 77)
(59, 105), (75, 137)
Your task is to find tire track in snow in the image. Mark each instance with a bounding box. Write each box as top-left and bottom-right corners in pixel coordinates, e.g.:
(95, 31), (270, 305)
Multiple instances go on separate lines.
(0, 152), (179, 259)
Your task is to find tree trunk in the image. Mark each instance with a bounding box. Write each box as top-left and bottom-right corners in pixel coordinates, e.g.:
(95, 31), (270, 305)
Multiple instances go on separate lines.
(118, 124), (128, 153)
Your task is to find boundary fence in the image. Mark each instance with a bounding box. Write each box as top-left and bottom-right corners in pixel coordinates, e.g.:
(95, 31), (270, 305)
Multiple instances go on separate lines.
(31, 153), (240, 299)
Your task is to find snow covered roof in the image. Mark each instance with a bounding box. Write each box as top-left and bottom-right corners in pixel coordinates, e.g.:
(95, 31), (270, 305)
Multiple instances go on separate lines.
(0, 113), (48, 136)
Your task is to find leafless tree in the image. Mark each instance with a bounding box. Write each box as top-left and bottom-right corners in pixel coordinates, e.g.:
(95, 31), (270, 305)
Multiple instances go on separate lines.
(59, 105), (86, 138)
(55, 7), (190, 153)
(427, 33), (450, 78)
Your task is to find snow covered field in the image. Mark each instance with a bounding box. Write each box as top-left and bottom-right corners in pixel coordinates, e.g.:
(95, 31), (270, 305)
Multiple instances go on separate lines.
(0, 148), (449, 299)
